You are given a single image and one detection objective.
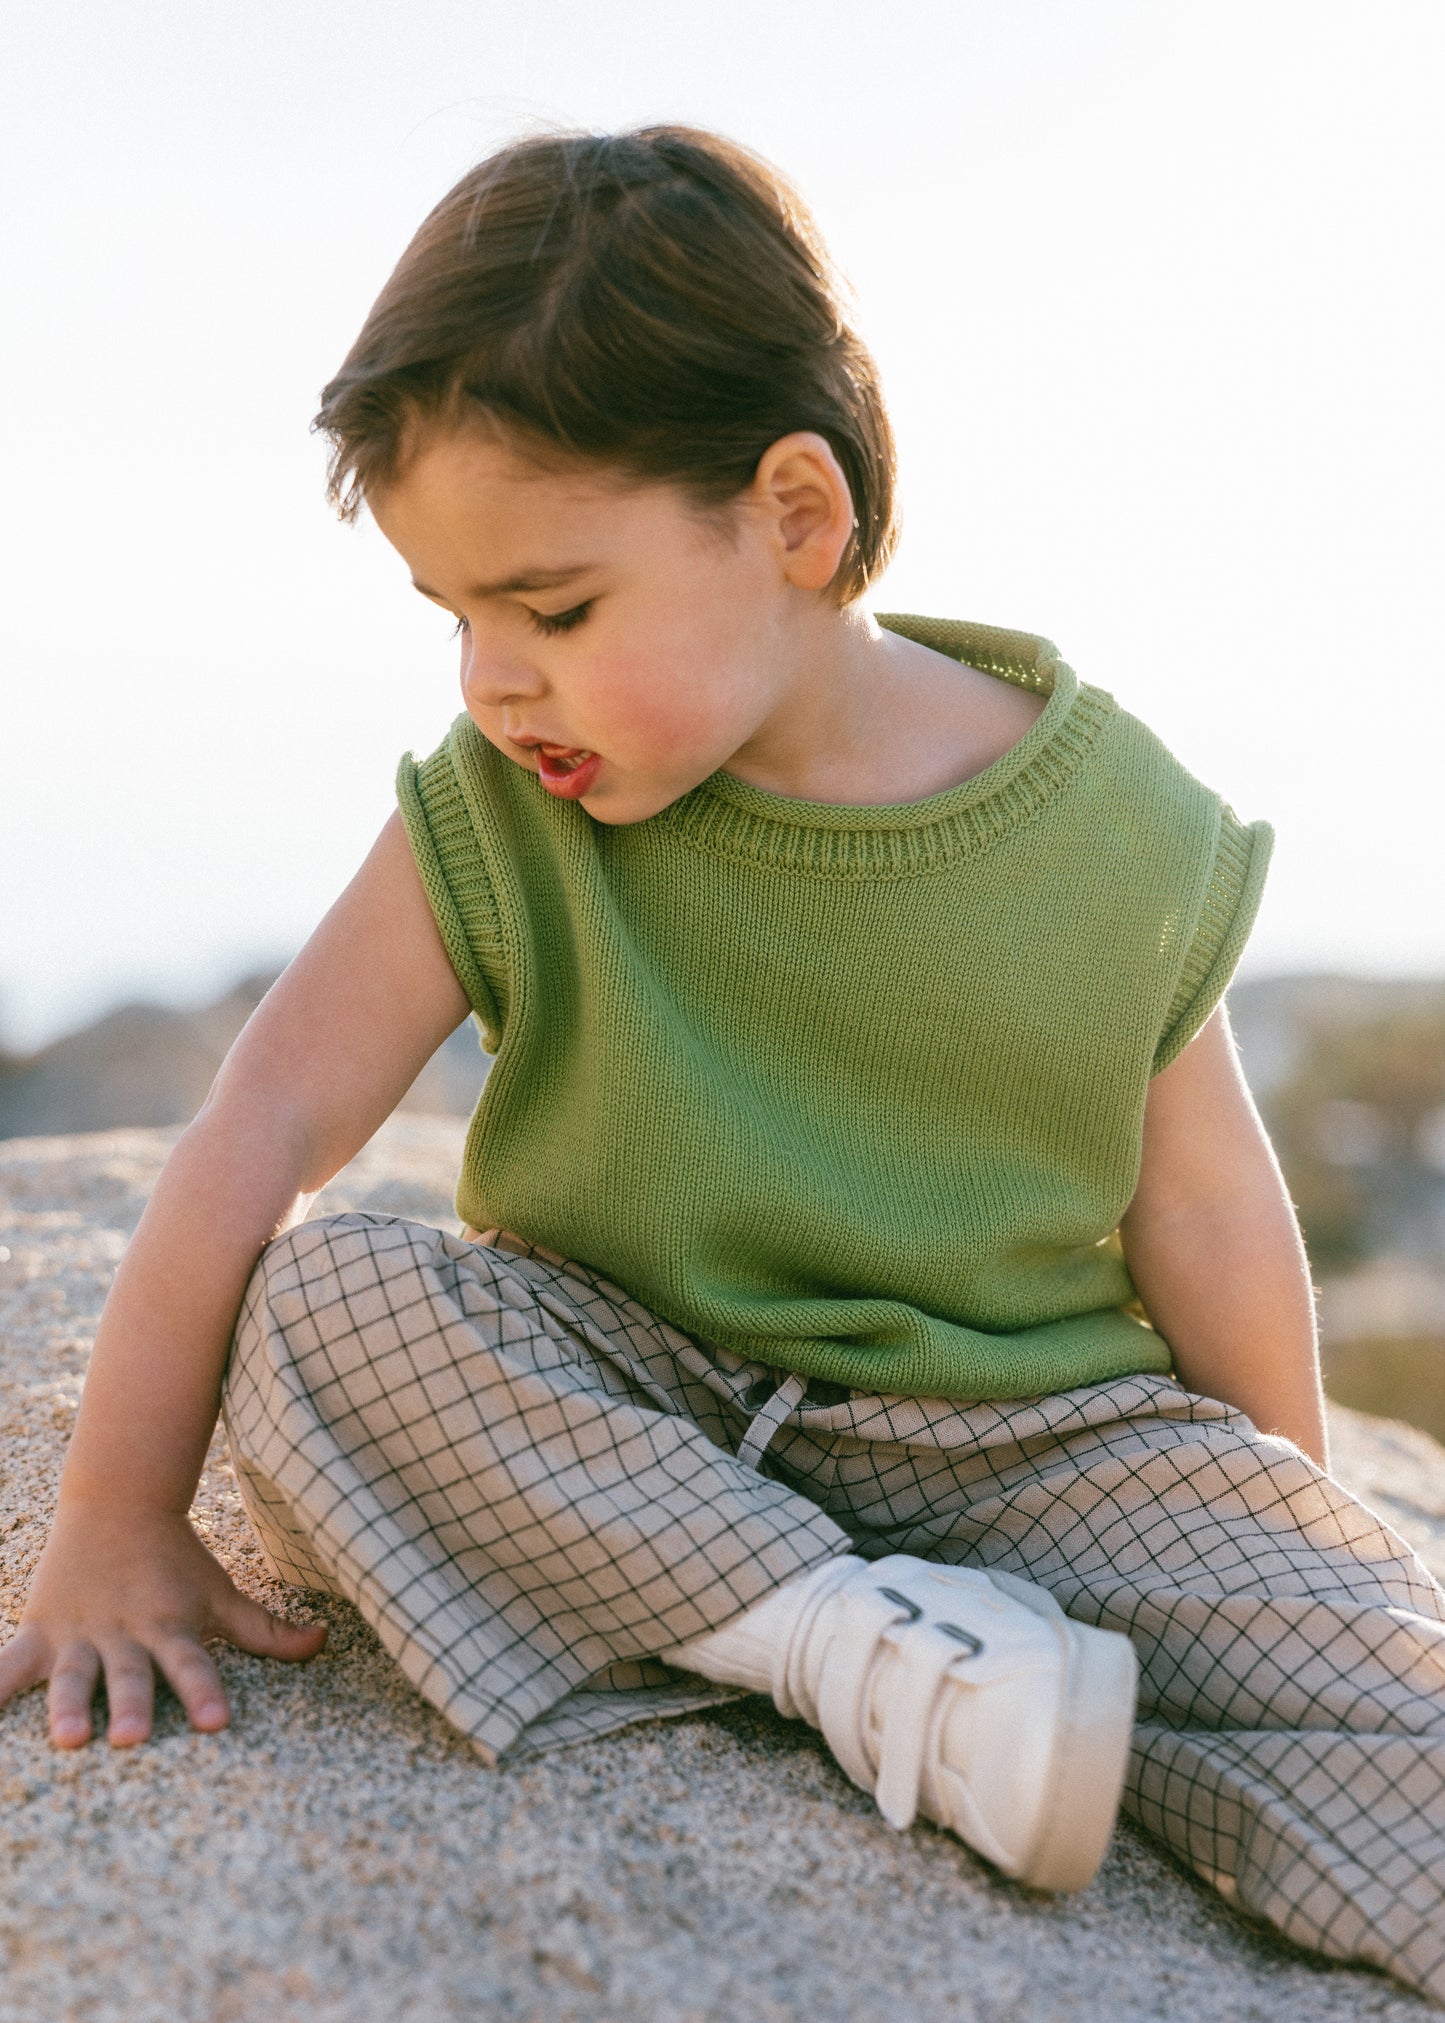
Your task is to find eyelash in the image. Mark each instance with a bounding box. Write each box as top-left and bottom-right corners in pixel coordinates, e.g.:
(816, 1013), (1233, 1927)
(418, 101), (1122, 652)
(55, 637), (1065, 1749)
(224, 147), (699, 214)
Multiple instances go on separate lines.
(450, 602), (593, 640)
(528, 601), (593, 638)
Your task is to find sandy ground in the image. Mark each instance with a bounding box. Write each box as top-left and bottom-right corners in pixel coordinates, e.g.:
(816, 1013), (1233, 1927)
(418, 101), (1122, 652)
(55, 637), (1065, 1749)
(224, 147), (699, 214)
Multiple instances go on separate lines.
(1, 1119), (1441, 2023)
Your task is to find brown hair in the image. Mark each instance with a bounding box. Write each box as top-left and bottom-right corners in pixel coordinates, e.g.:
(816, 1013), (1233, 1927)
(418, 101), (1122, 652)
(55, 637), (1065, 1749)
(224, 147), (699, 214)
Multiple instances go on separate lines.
(313, 123), (900, 605)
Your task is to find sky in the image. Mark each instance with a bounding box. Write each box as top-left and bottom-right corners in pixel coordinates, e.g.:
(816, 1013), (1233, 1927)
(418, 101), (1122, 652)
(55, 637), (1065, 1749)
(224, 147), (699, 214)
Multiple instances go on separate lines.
(2, 0), (1443, 1050)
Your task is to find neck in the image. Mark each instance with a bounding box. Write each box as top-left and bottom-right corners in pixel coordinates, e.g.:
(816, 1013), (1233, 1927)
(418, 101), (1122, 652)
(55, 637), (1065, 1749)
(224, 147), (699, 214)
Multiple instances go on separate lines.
(722, 604), (916, 805)
(722, 601), (1050, 809)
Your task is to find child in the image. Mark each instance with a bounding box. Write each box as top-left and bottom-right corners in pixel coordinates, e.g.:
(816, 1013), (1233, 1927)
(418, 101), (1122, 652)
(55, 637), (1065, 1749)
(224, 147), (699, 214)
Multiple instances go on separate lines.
(4, 124), (1444, 1999)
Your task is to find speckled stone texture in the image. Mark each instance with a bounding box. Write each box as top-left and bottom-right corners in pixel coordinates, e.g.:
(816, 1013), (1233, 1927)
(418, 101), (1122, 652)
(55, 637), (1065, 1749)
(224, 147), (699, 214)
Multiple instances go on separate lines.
(1, 1121), (1440, 2023)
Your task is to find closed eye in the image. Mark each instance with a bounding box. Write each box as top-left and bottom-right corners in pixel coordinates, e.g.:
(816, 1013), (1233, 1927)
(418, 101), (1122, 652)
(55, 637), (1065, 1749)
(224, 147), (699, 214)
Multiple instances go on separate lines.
(526, 600), (593, 638)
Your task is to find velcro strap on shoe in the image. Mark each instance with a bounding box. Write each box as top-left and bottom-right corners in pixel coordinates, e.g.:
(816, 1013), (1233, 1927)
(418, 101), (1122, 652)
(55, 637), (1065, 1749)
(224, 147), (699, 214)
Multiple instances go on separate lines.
(813, 1581), (907, 1799)
(872, 1617), (978, 1831)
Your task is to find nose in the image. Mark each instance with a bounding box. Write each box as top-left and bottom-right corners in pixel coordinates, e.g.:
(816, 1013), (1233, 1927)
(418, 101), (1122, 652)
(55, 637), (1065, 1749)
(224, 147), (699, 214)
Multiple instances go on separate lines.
(459, 637), (544, 714)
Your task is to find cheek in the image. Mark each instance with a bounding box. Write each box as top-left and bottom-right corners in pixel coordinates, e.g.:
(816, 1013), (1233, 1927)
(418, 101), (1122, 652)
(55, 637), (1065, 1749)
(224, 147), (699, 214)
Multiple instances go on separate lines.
(587, 588), (761, 759)
(615, 660), (745, 762)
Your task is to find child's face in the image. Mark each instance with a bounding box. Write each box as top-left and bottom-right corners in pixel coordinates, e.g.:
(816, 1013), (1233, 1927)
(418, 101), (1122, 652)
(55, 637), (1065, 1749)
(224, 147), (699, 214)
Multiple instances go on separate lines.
(370, 422), (811, 824)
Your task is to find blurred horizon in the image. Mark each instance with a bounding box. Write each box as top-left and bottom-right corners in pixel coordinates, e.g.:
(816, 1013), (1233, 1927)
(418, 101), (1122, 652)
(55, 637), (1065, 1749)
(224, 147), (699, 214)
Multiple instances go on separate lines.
(4, 0), (1444, 1051)
(8, 953), (1445, 1064)
(6, 961), (1445, 1442)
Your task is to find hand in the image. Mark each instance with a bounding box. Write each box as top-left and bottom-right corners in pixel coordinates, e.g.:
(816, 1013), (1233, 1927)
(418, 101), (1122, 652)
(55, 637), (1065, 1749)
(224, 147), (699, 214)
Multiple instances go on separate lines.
(0, 1501), (327, 1748)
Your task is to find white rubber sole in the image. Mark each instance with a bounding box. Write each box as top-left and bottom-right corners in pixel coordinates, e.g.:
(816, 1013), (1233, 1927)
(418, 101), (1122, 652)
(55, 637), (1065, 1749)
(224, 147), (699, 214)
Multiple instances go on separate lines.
(1014, 1615), (1139, 1892)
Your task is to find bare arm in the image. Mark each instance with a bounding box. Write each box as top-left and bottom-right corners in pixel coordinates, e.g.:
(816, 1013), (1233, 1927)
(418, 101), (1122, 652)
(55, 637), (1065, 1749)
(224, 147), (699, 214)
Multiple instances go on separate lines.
(0, 810), (471, 1746)
(1119, 1002), (1327, 1468)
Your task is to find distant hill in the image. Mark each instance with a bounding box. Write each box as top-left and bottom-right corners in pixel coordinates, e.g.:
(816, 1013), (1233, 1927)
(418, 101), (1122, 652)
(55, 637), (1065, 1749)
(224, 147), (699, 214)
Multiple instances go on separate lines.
(1229, 973), (1445, 1267)
(2, 966), (1442, 1439)
(5, 967), (1440, 1147)
(1229, 972), (1445, 1100)
(0, 971), (491, 1140)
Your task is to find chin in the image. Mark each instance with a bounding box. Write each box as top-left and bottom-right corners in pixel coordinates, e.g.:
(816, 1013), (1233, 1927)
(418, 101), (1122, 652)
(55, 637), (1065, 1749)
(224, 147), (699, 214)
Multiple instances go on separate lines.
(584, 779), (692, 826)
(585, 794), (663, 827)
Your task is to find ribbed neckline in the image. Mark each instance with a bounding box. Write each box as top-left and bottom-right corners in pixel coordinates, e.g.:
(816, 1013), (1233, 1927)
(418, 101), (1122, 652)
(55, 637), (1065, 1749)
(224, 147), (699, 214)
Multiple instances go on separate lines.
(650, 614), (1113, 879)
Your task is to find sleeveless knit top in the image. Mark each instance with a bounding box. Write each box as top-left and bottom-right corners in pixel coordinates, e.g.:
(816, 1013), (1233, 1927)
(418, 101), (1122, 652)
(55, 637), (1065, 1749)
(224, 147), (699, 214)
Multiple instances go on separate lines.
(396, 614), (1272, 1401)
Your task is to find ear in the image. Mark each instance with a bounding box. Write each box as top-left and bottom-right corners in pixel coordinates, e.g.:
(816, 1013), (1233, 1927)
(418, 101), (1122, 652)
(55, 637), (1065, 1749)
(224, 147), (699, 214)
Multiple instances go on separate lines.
(750, 432), (857, 593)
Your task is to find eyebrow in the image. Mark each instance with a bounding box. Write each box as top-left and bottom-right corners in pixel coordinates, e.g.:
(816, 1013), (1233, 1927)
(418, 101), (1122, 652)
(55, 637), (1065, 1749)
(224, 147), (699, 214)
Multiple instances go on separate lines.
(411, 564), (593, 602)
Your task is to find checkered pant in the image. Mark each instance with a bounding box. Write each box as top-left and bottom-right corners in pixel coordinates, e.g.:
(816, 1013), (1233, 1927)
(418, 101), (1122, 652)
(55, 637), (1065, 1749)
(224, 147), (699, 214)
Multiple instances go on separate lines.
(223, 1213), (1445, 2005)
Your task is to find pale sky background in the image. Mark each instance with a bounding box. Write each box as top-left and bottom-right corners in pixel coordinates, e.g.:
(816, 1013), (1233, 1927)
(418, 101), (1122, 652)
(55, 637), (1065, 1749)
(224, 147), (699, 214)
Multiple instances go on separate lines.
(2, 0), (1442, 1051)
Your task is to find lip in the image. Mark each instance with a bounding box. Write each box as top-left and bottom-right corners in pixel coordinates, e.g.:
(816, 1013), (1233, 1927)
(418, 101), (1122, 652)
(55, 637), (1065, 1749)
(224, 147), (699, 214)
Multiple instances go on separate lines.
(535, 746), (602, 799)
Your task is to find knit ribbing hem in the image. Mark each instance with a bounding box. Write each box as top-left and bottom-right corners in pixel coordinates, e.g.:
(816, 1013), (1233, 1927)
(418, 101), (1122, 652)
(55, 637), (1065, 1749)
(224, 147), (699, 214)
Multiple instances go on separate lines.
(651, 666), (1114, 881)
(1153, 812), (1274, 1073)
(396, 748), (503, 1050)
(688, 1303), (1174, 1402)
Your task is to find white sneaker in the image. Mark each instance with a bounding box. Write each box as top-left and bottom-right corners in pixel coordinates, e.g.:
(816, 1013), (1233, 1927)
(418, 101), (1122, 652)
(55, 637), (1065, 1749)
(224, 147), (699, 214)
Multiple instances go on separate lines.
(667, 1553), (1137, 1892)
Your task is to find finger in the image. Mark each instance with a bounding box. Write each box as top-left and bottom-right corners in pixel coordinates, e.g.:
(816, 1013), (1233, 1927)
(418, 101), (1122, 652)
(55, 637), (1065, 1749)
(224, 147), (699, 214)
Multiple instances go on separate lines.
(0, 1627), (47, 1709)
(213, 1590), (327, 1664)
(152, 1634), (231, 1734)
(47, 1642), (102, 1748)
(97, 1641), (156, 1748)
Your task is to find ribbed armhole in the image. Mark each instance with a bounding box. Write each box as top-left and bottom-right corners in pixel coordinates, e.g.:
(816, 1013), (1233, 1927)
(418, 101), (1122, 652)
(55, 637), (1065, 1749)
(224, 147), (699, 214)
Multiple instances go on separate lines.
(396, 744), (503, 1050)
(1153, 811), (1274, 1073)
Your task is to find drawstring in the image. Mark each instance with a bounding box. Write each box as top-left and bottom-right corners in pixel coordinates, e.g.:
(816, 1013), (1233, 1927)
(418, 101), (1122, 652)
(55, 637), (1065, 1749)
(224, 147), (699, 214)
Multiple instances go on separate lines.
(735, 1371), (809, 1471)
(468, 1229), (811, 1478)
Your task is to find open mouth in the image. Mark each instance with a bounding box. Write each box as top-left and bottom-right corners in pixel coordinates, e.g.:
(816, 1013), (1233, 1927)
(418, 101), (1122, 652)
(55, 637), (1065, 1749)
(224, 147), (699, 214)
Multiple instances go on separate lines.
(535, 745), (602, 799)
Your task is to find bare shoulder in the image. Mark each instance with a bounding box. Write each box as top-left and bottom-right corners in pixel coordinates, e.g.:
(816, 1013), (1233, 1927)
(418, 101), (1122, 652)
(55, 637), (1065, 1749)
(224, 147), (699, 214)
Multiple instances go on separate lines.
(954, 656), (1050, 744)
(891, 634), (1049, 788)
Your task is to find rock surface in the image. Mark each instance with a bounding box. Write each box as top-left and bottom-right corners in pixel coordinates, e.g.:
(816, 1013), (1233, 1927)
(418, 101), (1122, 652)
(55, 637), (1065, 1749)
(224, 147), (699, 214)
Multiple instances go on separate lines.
(1, 1120), (1440, 2023)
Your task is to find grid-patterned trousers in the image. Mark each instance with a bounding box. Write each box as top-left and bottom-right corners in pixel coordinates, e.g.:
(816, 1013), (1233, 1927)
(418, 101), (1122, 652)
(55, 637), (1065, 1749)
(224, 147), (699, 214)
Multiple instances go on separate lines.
(222, 1213), (1445, 2006)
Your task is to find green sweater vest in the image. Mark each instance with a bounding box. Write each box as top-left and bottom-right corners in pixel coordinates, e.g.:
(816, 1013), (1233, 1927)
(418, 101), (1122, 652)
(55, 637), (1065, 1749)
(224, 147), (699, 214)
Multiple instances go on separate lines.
(397, 614), (1271, 1401)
